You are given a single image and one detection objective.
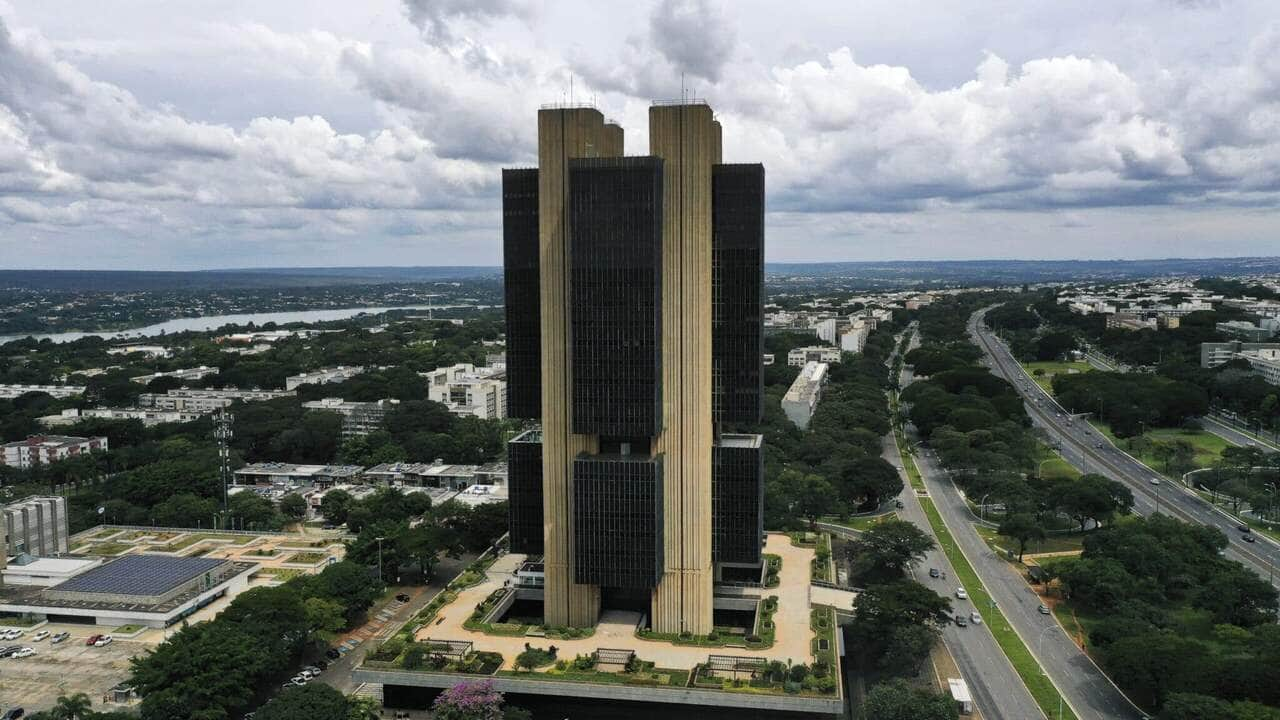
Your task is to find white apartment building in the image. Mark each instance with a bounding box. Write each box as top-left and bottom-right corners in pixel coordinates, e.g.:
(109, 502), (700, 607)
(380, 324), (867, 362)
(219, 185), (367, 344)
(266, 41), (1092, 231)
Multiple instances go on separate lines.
(302, 397), (399, 436)
(107, 344), (172, 358)
(1, 435), (108, 468)
(138, 388), (295, 413)
(787, 346), (842, 367)
(0, 384), (86, 400)
(781, 361), (828, 430)
(422, 363), (507, 420)
(129, 366), (220, 385)
(285, 365), (367, 391)
(840, 320), (871, 354)
(41, 408), (207, 427)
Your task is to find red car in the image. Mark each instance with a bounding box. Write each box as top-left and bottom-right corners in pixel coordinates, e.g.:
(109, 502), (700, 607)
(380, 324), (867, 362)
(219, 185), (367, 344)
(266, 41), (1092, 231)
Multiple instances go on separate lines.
(85, 635), (102, 646)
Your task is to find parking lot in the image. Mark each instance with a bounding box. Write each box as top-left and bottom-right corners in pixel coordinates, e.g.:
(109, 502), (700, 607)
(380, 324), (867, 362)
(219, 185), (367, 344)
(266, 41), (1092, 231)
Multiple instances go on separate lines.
(0, 627), (143, 713)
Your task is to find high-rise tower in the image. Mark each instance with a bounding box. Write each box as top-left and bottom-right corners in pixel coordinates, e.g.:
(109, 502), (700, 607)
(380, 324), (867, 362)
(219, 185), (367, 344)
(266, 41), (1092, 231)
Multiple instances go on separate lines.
(504, 101), (764, 635)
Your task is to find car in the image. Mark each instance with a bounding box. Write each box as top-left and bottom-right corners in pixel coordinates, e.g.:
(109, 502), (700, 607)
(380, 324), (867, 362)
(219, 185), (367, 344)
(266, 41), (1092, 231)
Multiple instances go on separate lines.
(94, 635), (113, 647)
(314, 659), (328, 670)
(325, 648), (341, 660)
(1243, 534), (1256, 543)
(0, 646), (20, 658)
(1238, 525), (1252, 533)
(30, 631), (49, 642)
(291, 678), (307, 687)
(395, 593), (411, 603)
(12, 648), (34, 659)
(299, 669), (316, 679)
(303, 665), (320, 674)
(928, 568), (940, 578)
(970, 611), (982, 625)
(85, 634), (102, 646)
(3, 630), (21, 640)
(50, 632), (69, 644)
(1038, 604), (1051, 615)
(955, 588), (968, 600)
(954, 614), (968, 627)
(2, 707), (25, 720)
(894, 500), (905, 509)
(1149, 478), (1162, 486)
(1094, 442), (1104, 449)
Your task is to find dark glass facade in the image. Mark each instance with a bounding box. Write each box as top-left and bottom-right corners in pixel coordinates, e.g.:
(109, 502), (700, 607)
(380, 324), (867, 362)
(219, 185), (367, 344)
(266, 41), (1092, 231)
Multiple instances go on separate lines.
(712, 164), (765, 424)
(507, 430), (544, 555)
(567, 157), (664, 437)
(502, 168), (541, 419)
(712, 435), (764, 565)
(572, 454), (664, 588)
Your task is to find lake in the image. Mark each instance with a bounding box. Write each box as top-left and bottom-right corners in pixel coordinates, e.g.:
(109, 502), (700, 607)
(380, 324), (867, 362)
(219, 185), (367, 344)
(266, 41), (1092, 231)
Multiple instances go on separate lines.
(0, 304), (480, 346)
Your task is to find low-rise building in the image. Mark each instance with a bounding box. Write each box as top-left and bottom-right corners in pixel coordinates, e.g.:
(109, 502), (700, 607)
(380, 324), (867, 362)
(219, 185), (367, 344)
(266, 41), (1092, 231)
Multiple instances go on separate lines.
(787, 346), (841, 367)
(2, 496), (69, 556)
(285, 366), (367, 391)
(138, 388), (295, 412)
(1, 435), (108, 468)
(422, 363), (507, 419)
(301, 397), (399, 436)
(42, 407), (207, 427)
(233, 463), (365, 488)
(781, 361), (828, 430)
(1201, 341), (1280, 386)
(0, 384), (87, 400)
(363, 461), (507, 490)
(1106, 312), (1157, 331)
(1217, 320), (1277, 342)
(130, 366), (219, 385)
(107, 344), (172, 359)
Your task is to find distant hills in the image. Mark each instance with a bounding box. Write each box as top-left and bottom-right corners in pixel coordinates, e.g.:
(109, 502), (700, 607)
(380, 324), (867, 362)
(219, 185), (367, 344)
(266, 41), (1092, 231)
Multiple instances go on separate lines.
(3, 257), (1279, 292)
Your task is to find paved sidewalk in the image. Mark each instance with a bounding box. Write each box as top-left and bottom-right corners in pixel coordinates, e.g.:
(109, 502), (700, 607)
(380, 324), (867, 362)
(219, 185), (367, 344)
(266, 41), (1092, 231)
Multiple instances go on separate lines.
(414, 533), (818, 670)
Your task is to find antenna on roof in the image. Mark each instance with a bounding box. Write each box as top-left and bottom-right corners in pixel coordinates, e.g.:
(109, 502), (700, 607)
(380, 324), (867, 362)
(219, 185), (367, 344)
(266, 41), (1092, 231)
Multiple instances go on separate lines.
(570, 74), (574, 107)
(681, 71), (686, 102)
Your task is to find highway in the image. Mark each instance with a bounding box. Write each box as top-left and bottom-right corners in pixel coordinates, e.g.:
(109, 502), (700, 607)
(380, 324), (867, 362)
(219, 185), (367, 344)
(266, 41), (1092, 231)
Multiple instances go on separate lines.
(885, 434), (1047, 720)
(884, 324), (1048, 720)
(968, 307), (1280, 588)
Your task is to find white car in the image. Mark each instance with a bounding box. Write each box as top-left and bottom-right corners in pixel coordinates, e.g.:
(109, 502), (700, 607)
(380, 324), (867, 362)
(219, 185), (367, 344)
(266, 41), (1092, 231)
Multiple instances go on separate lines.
(2, 630), (20, 640)
(94, 635), (113, 647)
(31, 630), (49, 642)
(970, 611), (983, 625)
(955, 588), (968, 600)
(13, 647), (35, 658)
(1149, 478), (1162, 486)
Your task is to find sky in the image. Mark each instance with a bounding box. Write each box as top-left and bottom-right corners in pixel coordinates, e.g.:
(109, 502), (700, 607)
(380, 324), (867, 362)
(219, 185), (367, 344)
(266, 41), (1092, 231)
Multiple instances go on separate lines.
(1, 0), (1278, 269)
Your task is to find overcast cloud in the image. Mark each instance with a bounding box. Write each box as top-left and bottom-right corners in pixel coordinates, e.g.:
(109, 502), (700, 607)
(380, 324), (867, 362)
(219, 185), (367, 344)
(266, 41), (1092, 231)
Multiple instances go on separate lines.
(0, 0), (1277, 269)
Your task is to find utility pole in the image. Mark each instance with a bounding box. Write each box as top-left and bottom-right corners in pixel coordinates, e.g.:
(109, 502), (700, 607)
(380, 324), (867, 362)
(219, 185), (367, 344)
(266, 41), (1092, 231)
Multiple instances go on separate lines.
(214, 409), (234, 510)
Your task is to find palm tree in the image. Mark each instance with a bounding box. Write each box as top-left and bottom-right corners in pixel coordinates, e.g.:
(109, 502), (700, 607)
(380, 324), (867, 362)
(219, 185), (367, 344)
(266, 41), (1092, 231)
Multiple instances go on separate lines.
(51, 693), (93, 720)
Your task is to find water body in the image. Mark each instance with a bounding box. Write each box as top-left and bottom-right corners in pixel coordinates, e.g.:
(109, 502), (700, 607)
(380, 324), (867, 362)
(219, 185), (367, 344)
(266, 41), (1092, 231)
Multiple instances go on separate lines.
(0, 304), (473, 346)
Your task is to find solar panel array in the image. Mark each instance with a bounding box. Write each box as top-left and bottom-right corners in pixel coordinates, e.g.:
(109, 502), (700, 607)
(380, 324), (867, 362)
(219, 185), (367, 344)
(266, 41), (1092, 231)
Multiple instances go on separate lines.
(51, 554), (226, 597)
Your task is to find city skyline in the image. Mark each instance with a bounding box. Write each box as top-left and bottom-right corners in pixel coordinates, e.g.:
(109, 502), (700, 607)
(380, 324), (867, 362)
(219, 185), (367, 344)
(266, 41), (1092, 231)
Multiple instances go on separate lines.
(2, 0), (1279, 269)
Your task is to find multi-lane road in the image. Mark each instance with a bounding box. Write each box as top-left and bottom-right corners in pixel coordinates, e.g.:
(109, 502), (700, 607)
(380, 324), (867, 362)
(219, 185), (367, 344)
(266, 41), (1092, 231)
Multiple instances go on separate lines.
(969, 307), (1280, 587)
(884, 433), (1048, 720)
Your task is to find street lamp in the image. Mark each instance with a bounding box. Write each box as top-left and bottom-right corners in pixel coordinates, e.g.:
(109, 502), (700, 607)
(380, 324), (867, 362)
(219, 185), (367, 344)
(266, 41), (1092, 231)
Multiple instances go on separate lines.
(375, 536), (386, 584)
(1037, 625), (1065, 720)
(979, 493), (991, 522)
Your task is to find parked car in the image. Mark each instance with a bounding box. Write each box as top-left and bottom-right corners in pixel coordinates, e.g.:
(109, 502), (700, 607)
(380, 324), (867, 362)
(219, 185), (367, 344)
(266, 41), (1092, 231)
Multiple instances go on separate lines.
(894, 500), (905, 509)
(1038, 604), (1051, 615)
(928, 568), (940, 578)
(314, 659), (328, 670)
(0, 646), (20, 658)
(2, 707), (25, 720)
(12, 648), (34, 659)
(970, 611), (983, 625)
(93, 635), (113, 647)
(955, 588), (968, 600)
(325, 648), (341, 660)
(395, 593), (411, 603)
(50, 632), (70, 644)
(30, 631), (49, 642)
(954, 614), (968, 627)
(85, 635), (102, 646)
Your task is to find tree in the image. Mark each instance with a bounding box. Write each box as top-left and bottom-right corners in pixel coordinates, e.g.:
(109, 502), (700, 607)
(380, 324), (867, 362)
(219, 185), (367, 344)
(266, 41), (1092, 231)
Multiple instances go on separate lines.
(256, 684), (350, 720)
(793, 472), (834, 529)
(864, 679), (959, 720)
(1159, 693), (1232, 720)
(31, 693), (93, 720)
(303, 596), (347, 640)
(878, 623), (938, 677)
(849, 519), (935, 580)
(1191, 564), (1279, 627)
(431, 680), (506, 720)
(278, 492), (308, 522)
(999, 513), (1046, 561)
(850, 580), (953, 646)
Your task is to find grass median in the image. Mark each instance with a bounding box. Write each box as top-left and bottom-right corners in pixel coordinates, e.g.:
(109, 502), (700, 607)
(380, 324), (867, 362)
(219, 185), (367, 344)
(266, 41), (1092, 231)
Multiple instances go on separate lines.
(918, 496), (1077, 720)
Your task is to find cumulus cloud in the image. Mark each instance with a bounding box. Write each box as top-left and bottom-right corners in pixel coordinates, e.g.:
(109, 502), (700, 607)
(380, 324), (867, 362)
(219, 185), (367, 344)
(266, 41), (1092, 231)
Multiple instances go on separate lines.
(2, 2), (1280, 267)
(649, 0), (735, 81)
(401, 0), (530, 44)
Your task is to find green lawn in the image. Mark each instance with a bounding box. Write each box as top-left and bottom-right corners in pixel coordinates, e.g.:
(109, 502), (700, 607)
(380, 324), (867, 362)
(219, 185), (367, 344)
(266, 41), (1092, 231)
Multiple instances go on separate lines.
(976, 525), (1086, 556)
(1092, 422), (1231, 479)
(827, 512), (898, 532)
(256, 567), (306, 580)
(283, 551), (329, 565)
(1021, 361), (1092, 394)
(919, 497), (1077, 720)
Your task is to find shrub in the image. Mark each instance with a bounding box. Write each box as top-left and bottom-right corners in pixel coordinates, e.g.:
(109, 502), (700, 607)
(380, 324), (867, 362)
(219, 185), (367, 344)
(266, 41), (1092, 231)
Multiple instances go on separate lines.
(402, 645), (426, 669)
(788, 663), (809, 682)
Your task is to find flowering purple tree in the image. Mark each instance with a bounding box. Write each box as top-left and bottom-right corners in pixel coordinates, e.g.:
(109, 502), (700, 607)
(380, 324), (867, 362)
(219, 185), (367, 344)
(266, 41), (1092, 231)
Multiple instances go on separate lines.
(431, 680), (506, 720)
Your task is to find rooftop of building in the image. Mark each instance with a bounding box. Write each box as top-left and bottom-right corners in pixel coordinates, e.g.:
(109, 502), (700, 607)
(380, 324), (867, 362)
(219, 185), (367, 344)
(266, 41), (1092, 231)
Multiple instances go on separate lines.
(2, 435), (100, 449)
(50, 554), (228, 598)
